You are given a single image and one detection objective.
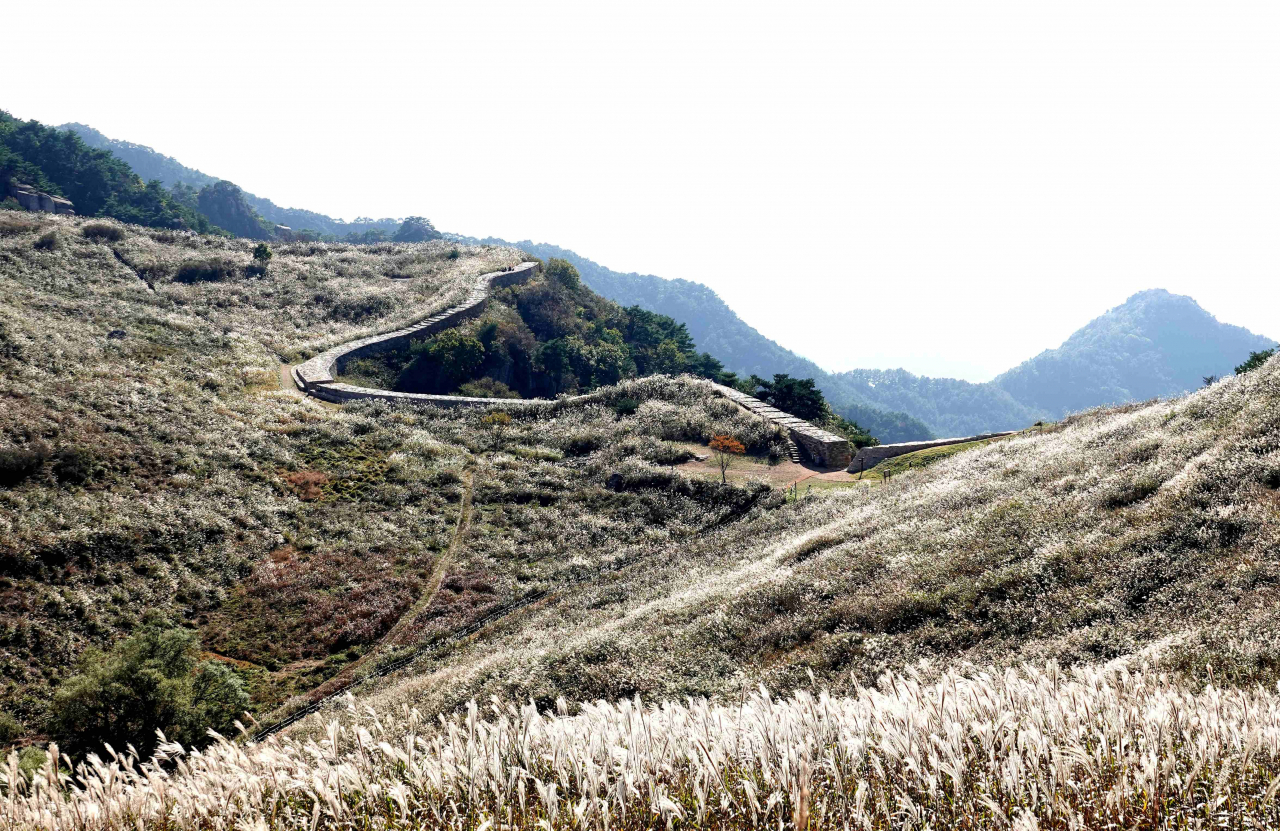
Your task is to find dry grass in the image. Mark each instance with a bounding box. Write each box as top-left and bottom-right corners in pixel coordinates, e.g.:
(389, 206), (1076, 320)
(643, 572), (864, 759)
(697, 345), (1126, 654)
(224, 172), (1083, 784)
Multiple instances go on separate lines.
(0, 211), (780, 729)
(5, 663), (1280, 829)
(4, 209), (1280, 826)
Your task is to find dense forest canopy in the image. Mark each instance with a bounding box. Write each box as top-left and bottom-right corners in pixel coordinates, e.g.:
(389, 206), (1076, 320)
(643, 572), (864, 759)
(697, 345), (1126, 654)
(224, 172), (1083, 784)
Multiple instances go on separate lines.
(1, 112), (223, 234)
(994, 289), (1277, 418)
(60, 122), (414, 243)
(347, 259), (739, 399)
(1, 118), (428, 244)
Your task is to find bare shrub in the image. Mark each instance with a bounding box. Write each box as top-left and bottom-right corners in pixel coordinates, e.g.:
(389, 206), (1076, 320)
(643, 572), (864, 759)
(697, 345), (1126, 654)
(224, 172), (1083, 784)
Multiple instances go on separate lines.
(175, 257), (239, 283)
(82, 222), (124, 243)
(0, 215), (41, 237)
(283, 470), (329, 501)
(0, 444), (49, 487)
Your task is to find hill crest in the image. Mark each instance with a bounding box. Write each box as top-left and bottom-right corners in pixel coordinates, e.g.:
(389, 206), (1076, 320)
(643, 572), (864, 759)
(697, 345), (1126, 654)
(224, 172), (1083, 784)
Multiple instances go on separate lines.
(994, 287), (1276, 417)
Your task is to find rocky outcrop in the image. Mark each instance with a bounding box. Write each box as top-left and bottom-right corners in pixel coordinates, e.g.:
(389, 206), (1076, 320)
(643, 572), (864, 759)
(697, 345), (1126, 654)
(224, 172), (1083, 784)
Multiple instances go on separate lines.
(847, 431), (1017, 472)
(6, 182), (74, 214)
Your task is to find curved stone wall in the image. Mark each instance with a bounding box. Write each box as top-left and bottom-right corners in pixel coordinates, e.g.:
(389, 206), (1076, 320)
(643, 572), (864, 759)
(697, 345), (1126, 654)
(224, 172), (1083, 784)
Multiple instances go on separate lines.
(846, 431), (1017, 472)
(294, 261), (543, 395)
(291, 260), (851, 467)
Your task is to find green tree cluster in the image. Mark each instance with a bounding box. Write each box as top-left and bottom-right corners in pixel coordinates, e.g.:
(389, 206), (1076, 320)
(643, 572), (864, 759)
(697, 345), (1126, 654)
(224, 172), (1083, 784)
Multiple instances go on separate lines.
(392, 216), (442, 243)
(1236, 348), (1276, 375)
(196, 181), (274, 239)
(49, 624), (248, 758)
(746, 373), (878, 447)
(395, 259), (736, 398)
(0, 112), (224, 234)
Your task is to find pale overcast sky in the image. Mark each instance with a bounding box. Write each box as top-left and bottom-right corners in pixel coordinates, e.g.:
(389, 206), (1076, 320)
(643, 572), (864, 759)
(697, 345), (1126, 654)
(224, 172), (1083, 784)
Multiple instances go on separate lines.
(6, 1), (1278, 381)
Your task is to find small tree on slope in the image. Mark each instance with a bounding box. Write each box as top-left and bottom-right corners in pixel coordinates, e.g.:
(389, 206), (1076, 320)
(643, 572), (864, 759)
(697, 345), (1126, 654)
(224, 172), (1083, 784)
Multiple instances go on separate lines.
(710, 434), (745, 484)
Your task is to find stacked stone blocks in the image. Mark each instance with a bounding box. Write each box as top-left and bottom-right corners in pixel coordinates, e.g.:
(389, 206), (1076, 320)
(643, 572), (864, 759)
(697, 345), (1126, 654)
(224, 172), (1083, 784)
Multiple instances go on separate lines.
(847, 431), (1017, 472)
(712, 384), (852, 468)
(293, 260), (852, 467)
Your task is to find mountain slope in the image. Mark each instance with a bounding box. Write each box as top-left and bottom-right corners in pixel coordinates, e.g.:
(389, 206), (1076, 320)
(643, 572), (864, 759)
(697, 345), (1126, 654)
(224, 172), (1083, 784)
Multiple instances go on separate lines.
(996, 289), (1277, 417)
(51, 125), (934, 437)
(471, 239), (935, 443)
(61, 123), (401, 239)
(832, 367), (1047, 436)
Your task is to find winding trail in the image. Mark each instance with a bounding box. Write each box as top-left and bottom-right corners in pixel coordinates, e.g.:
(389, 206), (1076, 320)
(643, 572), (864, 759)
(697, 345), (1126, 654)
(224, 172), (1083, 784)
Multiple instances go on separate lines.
(250, 264), (855, 741)
(291, 263), (852, 467)
(253, 469), (476, 740)
(380, 468), (474, 650)
(276, 359), (304, 398)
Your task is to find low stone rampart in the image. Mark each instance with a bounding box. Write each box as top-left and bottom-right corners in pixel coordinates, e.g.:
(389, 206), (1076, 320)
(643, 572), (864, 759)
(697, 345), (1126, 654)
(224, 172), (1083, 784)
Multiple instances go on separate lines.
(6, 182), (74, 214)
(295, 261), (542, 391)
(713, 385), (852, 468)
(847, 431), (1017, 472)
(291, 259), (851, 468)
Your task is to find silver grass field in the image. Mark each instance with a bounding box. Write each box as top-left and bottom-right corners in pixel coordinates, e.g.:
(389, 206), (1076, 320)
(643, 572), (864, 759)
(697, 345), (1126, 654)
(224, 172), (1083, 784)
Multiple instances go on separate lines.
(2, 212), (1280, 827)
(4, 663), (1280, 829)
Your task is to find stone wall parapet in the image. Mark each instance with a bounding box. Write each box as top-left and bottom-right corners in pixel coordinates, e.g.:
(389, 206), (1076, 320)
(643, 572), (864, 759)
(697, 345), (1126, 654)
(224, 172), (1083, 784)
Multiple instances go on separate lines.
(292, 260), (851, 468)
(295, 261), (541, 390)
(847, 431), (1017, 472)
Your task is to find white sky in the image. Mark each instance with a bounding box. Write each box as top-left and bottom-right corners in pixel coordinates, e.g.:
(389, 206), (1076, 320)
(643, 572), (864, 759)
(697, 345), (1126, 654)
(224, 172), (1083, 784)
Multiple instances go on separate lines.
(6, 1), (1278, 381)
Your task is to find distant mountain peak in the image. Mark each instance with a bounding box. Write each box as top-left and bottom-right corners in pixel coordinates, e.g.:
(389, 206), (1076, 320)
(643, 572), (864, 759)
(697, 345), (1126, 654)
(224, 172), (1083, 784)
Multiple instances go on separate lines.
(995, 288), (1274, 417)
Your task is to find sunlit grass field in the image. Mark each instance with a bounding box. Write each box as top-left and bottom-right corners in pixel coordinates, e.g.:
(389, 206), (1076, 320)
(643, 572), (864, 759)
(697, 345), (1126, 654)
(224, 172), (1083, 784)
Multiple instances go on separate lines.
(3, 211), (1280, 827)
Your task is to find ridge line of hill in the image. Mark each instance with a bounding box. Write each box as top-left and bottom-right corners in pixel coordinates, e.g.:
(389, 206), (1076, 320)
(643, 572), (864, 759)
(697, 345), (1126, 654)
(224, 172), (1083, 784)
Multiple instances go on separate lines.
(26, 120), (1279, 443)
(49, 119), (932, 442)
(291, 260), (854, 467)
(458, 237), (937, 443)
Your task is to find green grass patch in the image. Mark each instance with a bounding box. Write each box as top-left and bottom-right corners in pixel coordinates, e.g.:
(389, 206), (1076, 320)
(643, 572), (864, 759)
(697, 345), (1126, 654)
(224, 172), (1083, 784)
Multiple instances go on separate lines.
(859, 438), (1001, 477)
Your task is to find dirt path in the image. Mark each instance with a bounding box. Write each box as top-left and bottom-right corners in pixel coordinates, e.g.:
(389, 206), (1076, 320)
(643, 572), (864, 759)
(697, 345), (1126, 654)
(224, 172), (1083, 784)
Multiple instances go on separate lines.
(377, 468), (474, 650)
(673, 443), (861, 489)
(276, 359), (307, 398)
(264, 468), (475, 716)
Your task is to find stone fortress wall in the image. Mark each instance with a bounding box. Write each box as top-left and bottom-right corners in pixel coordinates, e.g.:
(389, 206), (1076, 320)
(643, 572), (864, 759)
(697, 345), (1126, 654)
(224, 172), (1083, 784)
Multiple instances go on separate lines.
(847, 431), (1017, 472)
(292, 261), (852, 467)
(713, 385), (852, 468)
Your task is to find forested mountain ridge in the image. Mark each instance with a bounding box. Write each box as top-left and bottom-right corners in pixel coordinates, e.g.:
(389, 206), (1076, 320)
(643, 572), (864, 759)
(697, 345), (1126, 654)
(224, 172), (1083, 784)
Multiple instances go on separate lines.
(832, 368), (1048, 437)
(834, 291), (1274, 434)
(61, 123), (402, 240)
(37, 122), (1273, 440)
(466, 238), (936, 443)
(31, 119), (927, 441)
(1, 112), (223, 234)
(995, 289), (1277, 417)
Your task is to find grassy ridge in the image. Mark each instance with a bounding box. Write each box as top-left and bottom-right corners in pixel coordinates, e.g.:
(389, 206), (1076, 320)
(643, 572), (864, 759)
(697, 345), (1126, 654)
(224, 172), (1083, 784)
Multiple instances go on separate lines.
(0, 211), (783, 741)
(855, 434), (1013, 477)
(339, 350), (1280, 732)
(3, 211), (1280, 827)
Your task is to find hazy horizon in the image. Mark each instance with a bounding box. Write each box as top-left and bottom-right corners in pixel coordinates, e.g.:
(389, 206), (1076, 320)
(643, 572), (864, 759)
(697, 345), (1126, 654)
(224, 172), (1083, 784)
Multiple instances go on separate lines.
(8, 1), (1279, 381)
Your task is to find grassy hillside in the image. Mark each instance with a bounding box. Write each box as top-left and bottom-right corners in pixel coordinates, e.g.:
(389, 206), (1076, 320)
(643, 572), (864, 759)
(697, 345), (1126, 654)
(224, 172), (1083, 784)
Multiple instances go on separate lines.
(0, 211), (783, 740)
(329, 351), (1280, 726)
(45, 123), (1276, 443)
(3, 211), (1280, 826)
